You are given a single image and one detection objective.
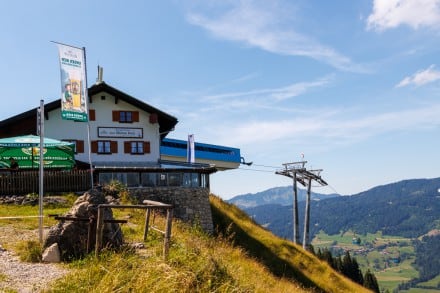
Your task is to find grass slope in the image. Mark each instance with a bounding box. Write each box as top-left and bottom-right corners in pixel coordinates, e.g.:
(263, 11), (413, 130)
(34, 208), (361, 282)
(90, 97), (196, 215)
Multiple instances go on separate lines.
(1, 195), (371, 292)
(210, 195), (370, 293)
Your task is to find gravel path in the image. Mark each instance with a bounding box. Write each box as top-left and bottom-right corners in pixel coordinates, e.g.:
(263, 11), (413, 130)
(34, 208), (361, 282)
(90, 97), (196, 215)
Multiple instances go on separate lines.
(0, 227), (70, 293)
(0, 247), (69, 293)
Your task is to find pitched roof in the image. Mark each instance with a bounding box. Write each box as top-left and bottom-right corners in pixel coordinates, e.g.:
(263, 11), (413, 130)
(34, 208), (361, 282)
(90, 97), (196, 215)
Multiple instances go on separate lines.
(0, 82), (178, 139)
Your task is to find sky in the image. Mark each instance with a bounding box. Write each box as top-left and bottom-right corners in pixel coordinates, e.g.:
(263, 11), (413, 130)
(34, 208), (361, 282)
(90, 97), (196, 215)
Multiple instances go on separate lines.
(1, 0), (439, 199)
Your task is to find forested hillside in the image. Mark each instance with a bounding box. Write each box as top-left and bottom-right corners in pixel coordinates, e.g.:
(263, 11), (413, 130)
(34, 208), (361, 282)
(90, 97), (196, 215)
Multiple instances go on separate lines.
(237, 178), (440, 292)
(243, 178), (440, 239)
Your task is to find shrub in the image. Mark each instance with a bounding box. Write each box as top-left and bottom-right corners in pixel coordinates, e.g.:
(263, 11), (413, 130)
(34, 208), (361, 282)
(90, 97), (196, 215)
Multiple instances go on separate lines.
(16, 240), (42, 262)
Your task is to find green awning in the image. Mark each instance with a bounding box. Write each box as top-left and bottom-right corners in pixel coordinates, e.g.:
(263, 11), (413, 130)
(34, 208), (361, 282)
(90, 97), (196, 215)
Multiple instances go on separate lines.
(0, 135), (75, 169)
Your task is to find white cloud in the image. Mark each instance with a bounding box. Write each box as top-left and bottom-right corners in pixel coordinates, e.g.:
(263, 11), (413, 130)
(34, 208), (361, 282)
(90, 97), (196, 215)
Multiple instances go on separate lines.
(210, 103), (440, 147)
(186, 1), (364, 72)
(367, 0), (440, 31)
(203, 77), (331, 103)
(396, 65), (440, 87)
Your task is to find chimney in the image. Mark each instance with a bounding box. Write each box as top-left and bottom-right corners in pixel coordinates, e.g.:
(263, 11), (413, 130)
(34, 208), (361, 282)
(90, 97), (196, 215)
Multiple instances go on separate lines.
(96, 66), (103, 84)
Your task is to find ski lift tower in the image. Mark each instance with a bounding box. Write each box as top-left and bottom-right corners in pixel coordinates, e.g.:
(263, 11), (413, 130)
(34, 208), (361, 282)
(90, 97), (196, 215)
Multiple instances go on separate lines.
(301, 169), (327, 249)
(275, 161), (307, 245)
(276, 162), (328, 249)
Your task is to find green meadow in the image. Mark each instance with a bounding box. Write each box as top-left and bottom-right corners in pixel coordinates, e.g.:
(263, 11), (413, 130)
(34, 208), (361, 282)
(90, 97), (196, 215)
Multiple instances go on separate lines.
(312, 230), (423, 292)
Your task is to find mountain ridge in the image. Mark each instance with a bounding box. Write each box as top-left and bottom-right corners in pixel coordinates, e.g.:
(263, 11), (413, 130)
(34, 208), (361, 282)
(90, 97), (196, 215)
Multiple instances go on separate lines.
(236, 177), (440, 239)
(227, 185), (340, 209)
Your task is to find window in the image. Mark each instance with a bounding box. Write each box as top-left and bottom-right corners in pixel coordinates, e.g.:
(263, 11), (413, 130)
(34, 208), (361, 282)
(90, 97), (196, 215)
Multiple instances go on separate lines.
(112, 111), (139, 123)
(62, 140), (77, 153)
(120, 111), (132, 122)
(131, 141), (143, 154)
(98, 171), (209, 188)
(92, 140), (117, 154)
(158, 173), (167, 186)
(183, 173), (200, 187)
(124, 141), (150, 154)
(141, 173), (157, 187)
(126, 172), (140, 187)
(62, 140), (85, 154)
(98, 141), (111, 154)
(168, 173), (182, 186)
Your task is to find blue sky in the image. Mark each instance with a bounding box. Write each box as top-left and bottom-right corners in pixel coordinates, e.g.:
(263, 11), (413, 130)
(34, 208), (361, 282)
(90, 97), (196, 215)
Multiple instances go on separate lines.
(1, 0), (439, 199)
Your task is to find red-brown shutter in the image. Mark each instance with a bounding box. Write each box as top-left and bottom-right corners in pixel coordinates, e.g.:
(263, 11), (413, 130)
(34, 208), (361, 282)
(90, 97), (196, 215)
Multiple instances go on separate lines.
(110, 141), (118, 153)
(91, 141), (98, 153)
(89, 109), (96, 121)
(144, 141), (150, 154)
(76, 140), (85, 153)
(124, 141), (131, 153)
(149, 113), (158, 124)
(132, 111), (139, 122)
(112, 111), (119, 121)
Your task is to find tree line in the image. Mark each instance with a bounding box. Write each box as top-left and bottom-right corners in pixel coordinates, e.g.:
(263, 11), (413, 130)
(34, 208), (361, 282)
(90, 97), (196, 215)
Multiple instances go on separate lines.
(313, 247), (380, 293)
(397, 234), (440, 291)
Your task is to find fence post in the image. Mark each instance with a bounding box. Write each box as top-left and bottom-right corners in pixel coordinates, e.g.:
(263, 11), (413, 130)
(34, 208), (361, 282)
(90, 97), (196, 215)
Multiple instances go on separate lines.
(163, 208), (173, 260)
(95, 206), (104, 257)
(143, 207), (151, 242)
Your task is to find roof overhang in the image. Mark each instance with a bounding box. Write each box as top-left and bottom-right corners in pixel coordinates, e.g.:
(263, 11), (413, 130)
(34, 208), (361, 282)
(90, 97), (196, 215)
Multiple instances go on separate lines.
(92, 160), (217, 174)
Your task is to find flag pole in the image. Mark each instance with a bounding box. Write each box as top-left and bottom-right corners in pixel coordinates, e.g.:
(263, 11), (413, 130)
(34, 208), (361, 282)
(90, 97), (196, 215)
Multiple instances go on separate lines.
(82, 47), (94, 189)
(38, 99), (44, 244)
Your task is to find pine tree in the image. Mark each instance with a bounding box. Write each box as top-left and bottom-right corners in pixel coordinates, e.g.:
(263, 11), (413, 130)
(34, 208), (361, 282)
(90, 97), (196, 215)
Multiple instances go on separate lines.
(351, 258), (364, 285)
(341, 250), (352, 277)
(341, 251), (364, 284)
(334, 255), (343, 273)
(316, 247), (323, 260)
(322, 248), (334, 268)
(363, 269), (380, 293)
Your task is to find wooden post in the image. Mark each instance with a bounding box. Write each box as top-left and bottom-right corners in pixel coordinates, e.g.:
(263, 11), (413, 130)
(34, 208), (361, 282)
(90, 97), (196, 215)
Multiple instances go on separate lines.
(143, 207), (151, 241)
(163, 208), (173, 260)
(87, 216), (95, 253)
(95, 206), (104, 257)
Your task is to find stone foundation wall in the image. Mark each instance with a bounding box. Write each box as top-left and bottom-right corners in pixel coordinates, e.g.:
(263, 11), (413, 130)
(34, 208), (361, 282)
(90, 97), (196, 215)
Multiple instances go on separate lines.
(128, 187), (213, 234)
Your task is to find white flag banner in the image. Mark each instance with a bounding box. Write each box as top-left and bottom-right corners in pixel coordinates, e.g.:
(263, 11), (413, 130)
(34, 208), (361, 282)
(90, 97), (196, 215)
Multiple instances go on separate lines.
(57, 44), (88, 122)
(187, 134), (195, 163)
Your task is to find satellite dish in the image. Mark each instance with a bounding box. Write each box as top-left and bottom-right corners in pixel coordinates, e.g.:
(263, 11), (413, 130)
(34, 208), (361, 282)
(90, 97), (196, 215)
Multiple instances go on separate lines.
(438, 188), (440, 193)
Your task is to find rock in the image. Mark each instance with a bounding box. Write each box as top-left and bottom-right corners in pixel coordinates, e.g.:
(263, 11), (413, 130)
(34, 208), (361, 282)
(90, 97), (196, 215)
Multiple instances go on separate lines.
(42, 243), (61, 263)
(43, 188), (124, 261)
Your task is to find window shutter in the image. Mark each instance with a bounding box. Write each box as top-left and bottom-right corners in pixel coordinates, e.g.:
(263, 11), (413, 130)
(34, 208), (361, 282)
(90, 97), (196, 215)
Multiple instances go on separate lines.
(112, 111), (119, 121)
(110, 141), (118, 153)
(124, 141), (131, 153)
(144, 141), (150, 153)
(91, 141), (98, 153)
(89, 109), (96, 121)
(149, 113), (158, 124)
(133, 111), (139, 122)
(76, 140), (85, 153)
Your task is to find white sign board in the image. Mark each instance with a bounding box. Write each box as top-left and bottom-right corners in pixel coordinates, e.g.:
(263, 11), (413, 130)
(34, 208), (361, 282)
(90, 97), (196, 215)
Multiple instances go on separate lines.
(98, 127), (143, 138)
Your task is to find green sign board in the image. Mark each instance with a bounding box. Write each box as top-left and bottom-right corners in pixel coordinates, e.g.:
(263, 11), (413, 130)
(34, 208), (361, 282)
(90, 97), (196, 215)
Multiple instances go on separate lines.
(0, 135), (75, 169)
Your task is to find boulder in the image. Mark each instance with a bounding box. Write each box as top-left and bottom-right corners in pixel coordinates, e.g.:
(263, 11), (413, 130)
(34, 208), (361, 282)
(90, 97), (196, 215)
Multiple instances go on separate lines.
(43, 188), (123, 261)
(42, 243), (61, 263)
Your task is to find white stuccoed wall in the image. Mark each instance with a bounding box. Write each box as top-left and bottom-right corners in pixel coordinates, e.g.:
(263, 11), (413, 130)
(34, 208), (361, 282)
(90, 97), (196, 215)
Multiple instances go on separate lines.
(44, 91), (160, 164)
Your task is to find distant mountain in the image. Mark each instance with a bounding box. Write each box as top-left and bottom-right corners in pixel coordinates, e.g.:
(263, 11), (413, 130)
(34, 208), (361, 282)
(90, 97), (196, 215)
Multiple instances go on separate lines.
(242, 178), (440, 240)
(227, 186), (340, 209)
